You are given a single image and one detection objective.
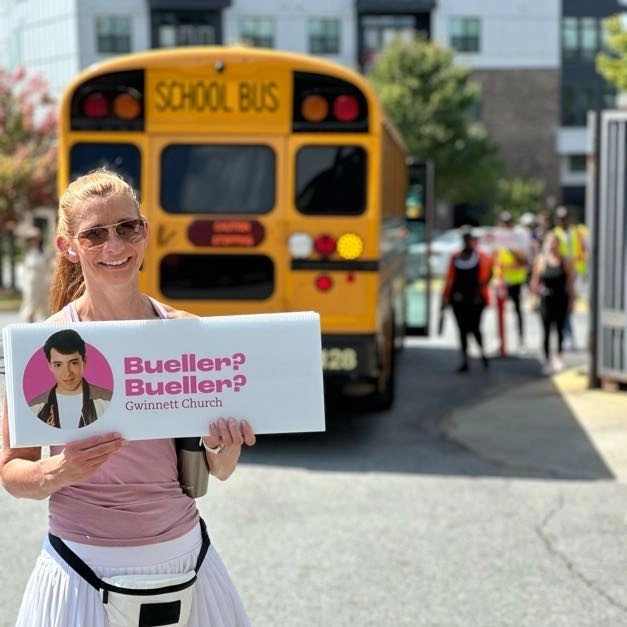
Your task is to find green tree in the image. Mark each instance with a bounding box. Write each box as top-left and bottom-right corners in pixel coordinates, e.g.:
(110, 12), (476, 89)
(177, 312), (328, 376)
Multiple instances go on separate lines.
(488, 176), (546, 225)
(367, 36), (502, 205)
(596, 14), (627, 90)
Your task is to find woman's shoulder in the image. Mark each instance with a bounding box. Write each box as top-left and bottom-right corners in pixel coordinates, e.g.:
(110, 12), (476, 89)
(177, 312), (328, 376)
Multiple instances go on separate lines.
(45, 310), (67, 323)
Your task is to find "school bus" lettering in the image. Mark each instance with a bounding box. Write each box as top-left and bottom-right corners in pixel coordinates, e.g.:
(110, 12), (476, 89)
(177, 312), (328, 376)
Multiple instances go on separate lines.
(154, 80), (280, 114)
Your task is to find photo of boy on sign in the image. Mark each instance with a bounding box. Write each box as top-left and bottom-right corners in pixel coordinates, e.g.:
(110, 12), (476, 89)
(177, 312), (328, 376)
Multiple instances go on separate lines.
(27, 329), (113, 429)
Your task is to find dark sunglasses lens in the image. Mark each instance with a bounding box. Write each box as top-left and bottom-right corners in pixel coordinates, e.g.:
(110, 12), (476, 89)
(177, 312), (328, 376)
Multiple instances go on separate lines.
(116, 219), (144, 242)
(78, 228), (109, 247)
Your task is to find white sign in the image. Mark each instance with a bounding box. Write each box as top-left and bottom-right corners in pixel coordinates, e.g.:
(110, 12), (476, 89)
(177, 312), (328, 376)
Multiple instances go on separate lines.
(485, 227), (528, 251)
(4, 312), (325, 447)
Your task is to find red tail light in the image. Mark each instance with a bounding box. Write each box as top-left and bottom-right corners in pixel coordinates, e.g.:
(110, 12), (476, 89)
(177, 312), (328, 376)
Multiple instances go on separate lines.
(315, 275), (333, 291)
(314, 234), (336, 256)
(83, 92), (108, 118)
(333, 95), (359, 122)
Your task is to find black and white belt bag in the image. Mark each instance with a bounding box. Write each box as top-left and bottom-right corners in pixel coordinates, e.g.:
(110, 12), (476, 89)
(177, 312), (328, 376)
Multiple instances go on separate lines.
(48, 518), (210, 627)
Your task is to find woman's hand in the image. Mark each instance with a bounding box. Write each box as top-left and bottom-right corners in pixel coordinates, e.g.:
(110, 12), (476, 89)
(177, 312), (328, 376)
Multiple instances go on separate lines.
(57, 432), (127, 485)
(201, 418), (256, 481)
(202, 418), (256, 451)
(0, 431), (126, 500)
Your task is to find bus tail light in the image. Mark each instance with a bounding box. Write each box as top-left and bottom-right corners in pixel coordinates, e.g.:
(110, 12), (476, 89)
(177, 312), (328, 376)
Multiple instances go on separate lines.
(83, 93), (108, 118)
(336, 233), (363, 260)
(315, 275), (333, 291)
(333, 95), (359, 122)
(113, 92), (142, 120)
(288, 232), (314, 258)
(293, 71), (368, 133)
(314, 234), (336, 257)
(70, 70), (145, 131)
(301, 95), (328, 122)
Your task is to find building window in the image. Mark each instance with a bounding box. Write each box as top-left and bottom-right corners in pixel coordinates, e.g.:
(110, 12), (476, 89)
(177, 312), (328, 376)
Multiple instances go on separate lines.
(449, 17), (480, 53)
(154, 12), (217, 47)
(561, 16), (602, 62)
(308, 18), (340, 55)
(561, 84), (604, 127)
(239, 18), (274, 48)
(361, 15), (415, 71)
(568, 155), (587, 173)
(96, 16), (132, 54)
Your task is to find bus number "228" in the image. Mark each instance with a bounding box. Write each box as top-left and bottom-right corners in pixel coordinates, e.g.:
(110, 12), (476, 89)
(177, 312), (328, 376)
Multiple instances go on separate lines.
(322, 348), (358, 371)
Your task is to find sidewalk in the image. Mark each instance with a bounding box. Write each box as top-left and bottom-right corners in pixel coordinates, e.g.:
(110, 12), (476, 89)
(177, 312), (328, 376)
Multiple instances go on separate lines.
(444, 366), (627, 482)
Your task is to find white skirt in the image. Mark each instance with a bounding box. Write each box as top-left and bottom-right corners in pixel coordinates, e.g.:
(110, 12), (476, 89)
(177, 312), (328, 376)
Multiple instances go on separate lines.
(15, 522), (251, 627)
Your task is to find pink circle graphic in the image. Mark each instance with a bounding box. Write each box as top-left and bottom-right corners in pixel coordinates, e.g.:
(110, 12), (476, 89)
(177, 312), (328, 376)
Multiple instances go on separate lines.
(23, 342), (114, 404)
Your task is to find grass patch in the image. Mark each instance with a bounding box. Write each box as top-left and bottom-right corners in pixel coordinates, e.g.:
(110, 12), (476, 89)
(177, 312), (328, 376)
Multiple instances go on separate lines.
(0, 289), (21, 311)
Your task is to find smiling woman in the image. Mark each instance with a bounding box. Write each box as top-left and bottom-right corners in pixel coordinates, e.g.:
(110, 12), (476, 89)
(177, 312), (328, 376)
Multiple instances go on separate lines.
(1, 168), (256, 627)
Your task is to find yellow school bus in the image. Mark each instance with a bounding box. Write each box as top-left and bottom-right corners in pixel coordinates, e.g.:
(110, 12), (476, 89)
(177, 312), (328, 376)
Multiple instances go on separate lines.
(58, 46), (409, 409)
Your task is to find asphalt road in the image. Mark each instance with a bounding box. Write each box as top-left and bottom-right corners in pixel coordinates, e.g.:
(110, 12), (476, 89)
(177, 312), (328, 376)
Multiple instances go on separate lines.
(1, 302), (626, 626)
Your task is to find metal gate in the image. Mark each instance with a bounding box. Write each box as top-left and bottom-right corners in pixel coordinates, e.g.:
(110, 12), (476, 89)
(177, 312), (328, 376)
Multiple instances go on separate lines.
(596, 110), (627, 382)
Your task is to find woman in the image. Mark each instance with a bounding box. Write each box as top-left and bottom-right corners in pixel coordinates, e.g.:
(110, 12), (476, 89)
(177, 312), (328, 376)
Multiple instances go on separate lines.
(530, 231), (575, 375)
(442, 227), (493, 372)
(0, 169), (256, 626)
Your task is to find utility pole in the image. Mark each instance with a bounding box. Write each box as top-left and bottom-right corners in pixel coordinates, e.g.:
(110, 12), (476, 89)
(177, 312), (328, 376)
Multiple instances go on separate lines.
(587, 105), (601, 389)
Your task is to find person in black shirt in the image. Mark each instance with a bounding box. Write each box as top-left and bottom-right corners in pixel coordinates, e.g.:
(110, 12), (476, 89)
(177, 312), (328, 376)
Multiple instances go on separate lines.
(529, 232), (575, 375)
(442, 227), (494, 373)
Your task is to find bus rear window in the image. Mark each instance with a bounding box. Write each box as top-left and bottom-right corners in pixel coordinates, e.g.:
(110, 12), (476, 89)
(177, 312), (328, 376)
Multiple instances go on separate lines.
(70, 143), (141, 192)
(160, 254), (274, 300)
(295, 146), (366, 215)
(161, 145), (275, 214)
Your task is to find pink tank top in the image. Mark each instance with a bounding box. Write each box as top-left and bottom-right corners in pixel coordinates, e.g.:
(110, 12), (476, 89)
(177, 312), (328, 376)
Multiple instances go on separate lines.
(48, 298), (199, 546)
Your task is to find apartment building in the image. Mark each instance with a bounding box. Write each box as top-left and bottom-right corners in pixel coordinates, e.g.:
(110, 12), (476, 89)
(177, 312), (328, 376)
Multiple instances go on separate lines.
(0, 0), (621, 217)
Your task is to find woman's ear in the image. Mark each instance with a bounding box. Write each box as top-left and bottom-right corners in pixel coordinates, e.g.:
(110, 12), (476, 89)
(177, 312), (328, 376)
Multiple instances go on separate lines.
(57, 236), (79, 263)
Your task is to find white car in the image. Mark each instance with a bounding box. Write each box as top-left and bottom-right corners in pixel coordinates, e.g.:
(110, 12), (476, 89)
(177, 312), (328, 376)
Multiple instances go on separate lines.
(406, 227), (492, 279)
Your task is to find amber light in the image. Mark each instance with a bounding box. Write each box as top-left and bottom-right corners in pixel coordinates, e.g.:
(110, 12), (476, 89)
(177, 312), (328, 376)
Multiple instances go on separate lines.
(336, 233), (363, 260)
(333, 95), (359, 122)
(83, 93), (108, 118)
(315, 274), (333, 291)
(113, 92), (141, 120)
(301, 94), (328, 122)
(314, 234), (336, 257)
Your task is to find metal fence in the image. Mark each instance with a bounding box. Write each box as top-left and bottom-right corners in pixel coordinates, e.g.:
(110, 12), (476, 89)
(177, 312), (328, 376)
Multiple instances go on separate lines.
(596, 110), (627, 382)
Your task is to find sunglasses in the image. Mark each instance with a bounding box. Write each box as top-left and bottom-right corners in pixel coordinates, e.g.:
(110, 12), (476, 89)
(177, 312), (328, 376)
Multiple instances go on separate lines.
(73, 218), (146, 249)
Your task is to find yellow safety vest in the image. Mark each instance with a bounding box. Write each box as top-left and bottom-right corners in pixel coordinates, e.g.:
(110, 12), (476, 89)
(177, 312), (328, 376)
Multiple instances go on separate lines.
(553, 225), (587, 276)
(495, 248), (527, 286)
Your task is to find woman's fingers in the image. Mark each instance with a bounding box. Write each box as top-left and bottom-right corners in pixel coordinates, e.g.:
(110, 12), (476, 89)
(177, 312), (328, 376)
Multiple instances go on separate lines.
(60, 432), (126, 481)
(205, 418), (256, 448)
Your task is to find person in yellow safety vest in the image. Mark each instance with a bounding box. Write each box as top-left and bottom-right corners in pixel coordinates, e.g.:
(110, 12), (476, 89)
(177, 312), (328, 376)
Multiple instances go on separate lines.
(552, 205), (587, 350)
(553, 205), (588, 278)
(494, 211), (529, 352)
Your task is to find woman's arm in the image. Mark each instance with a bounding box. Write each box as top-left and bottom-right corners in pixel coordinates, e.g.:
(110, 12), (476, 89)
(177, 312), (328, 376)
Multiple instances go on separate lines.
(0, 397), (126, 499)
(202, 418), (256, 481)
(529, 257), (543, 295)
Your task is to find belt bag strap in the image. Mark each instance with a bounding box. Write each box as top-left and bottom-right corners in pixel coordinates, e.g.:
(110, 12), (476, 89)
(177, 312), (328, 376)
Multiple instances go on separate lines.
(48, 517), (210, 592)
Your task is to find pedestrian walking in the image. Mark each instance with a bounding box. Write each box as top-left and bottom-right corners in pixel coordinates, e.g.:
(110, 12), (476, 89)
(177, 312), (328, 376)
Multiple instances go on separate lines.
(0, 168), (256, 627)
(18, 225), (50, 322)
(442, 227), (493, 373)
(493, 211), (529, 353)
(529, 232), (576, 375)
(552, 205), (587, 350)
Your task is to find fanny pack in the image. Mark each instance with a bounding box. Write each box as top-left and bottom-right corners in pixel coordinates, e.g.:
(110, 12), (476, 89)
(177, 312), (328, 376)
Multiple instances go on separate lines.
(48, 518), (210, 627)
